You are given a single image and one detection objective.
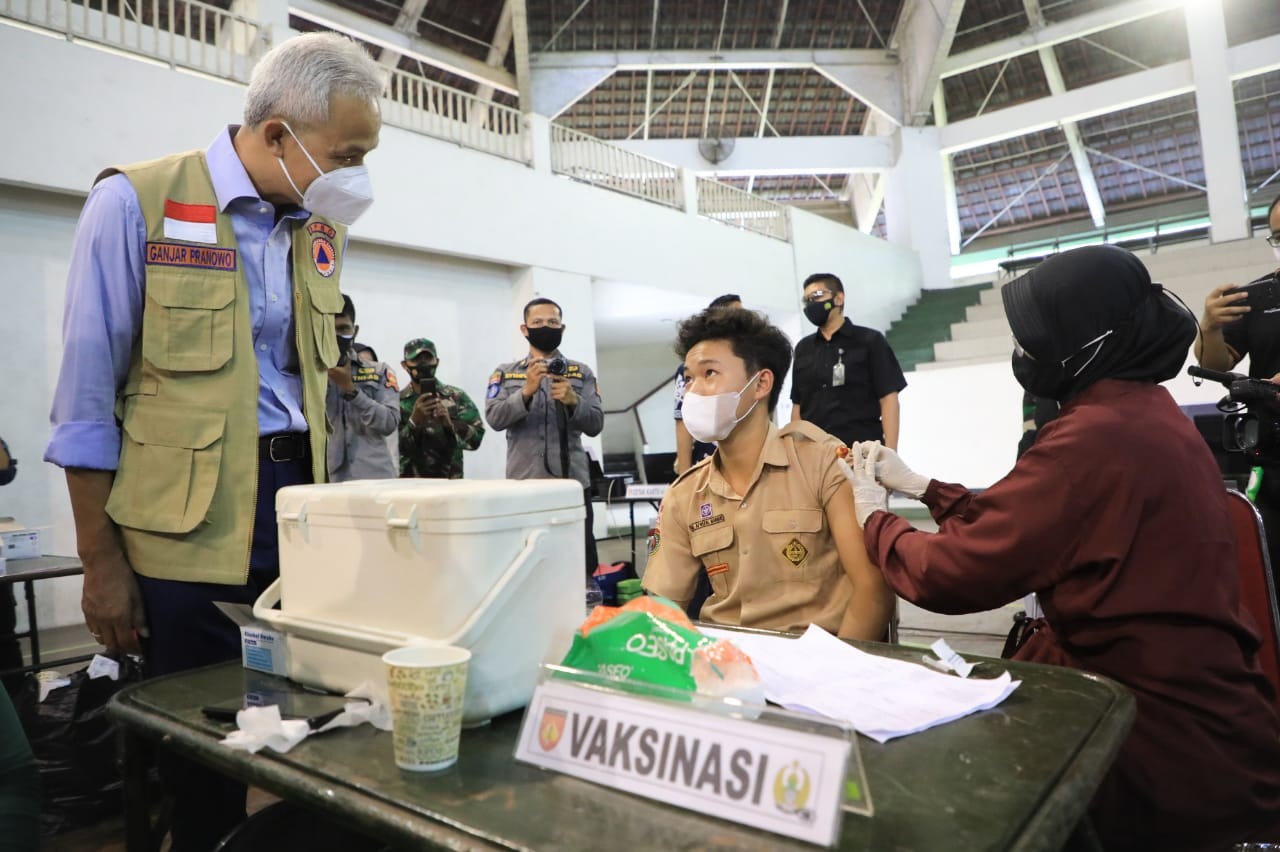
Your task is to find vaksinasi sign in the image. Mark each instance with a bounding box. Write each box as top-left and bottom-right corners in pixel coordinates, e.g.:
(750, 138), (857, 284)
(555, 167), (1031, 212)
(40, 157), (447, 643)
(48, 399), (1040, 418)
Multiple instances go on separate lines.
(515, 677), (853, 846)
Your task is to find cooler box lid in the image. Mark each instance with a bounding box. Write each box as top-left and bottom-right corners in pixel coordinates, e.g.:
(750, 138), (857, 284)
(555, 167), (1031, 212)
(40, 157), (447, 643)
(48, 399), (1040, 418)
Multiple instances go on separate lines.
(275, 478), (586, 523)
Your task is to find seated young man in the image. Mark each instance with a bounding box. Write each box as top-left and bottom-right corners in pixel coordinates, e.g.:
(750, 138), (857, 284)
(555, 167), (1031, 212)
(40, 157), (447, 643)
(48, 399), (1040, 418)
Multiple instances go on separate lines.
(642, 307), (893, 640)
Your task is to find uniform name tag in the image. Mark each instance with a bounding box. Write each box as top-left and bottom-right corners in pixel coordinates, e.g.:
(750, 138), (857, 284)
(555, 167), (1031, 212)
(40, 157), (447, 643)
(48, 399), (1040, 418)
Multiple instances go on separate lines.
(689, 514), (725, 532)
(145, 242), (237, 271)
(516, 676), (855, 846)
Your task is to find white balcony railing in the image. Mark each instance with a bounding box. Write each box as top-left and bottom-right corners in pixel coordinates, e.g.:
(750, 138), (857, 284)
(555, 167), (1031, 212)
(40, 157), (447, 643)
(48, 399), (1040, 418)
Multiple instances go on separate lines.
(382, 69), (529, 164)
(550, 124), (684, 211)
(696, 177), (791, 241)
(1, 0), (267, 82)
(4, 2), (793, 243)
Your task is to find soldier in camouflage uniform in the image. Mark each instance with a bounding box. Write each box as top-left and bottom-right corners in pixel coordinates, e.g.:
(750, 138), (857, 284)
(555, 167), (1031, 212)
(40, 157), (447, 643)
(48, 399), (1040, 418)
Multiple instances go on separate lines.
(398, 338), (484, 479)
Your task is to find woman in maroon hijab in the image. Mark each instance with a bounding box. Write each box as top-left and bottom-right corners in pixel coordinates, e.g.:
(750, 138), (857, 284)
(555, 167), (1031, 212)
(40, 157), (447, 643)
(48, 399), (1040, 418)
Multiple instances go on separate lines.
(851, 245), (1280, 850)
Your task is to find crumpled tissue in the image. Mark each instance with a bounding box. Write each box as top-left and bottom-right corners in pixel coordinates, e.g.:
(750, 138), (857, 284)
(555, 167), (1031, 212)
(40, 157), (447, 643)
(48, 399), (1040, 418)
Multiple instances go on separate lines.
(219, 683), (393, 754)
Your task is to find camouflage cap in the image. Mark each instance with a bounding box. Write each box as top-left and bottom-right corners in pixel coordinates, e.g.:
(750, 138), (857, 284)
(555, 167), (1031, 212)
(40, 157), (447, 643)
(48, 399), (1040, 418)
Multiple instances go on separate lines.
(403, 337), (437, 360)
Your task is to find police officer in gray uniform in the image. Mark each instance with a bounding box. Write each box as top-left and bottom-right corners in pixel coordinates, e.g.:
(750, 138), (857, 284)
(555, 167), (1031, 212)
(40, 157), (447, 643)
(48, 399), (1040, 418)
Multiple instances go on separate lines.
(485, 297), (604, 574)
(326, 294), (401, 481)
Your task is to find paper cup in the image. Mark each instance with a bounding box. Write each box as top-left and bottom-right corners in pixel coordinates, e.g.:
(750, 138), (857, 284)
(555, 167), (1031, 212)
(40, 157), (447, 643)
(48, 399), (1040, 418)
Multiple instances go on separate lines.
(382, 645), (471, 771)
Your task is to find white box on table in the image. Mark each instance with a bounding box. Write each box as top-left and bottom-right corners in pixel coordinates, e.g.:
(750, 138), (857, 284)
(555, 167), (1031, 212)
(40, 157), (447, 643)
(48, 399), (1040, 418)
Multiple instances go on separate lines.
(253, 479), (585, 724)
(0, 521), (41, 560)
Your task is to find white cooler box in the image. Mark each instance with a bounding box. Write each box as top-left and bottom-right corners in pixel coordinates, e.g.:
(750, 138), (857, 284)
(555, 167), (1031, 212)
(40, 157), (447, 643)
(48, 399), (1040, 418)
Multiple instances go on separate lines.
(252, 479), (585, 724)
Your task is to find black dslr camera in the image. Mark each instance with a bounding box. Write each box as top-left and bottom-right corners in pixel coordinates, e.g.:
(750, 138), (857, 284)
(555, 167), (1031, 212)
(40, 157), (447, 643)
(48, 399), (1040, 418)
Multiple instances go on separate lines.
(1188, 365), (1280, 465)
(545, 357), (568, 376)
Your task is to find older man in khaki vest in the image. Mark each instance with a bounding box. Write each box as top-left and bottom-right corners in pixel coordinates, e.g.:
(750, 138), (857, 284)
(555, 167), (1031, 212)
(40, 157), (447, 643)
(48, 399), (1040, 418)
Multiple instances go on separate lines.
(45, 32), (383, 850)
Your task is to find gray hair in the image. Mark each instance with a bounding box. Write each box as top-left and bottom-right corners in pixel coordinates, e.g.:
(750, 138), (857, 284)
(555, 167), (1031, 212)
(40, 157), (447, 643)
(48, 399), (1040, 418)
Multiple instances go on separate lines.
(244, 32), (384, 128)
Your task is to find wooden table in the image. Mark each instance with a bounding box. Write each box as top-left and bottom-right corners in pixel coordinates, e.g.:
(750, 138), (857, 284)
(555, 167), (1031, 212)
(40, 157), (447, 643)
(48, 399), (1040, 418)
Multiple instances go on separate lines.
(109, 640), (1134, 851)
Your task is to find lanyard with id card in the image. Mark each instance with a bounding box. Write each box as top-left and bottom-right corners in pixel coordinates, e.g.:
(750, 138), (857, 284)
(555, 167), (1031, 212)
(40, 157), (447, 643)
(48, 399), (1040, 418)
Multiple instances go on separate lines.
(832, 347), (846, 387)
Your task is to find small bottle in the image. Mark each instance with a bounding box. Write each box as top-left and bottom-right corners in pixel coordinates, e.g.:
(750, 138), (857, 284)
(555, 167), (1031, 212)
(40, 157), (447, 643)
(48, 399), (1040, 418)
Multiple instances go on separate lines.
(585, 575), (604, 617)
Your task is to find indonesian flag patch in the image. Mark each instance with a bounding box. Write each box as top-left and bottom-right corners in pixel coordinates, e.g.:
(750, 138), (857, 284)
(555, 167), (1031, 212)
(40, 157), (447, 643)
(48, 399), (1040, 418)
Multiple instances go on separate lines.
(162, 199), (217, 244)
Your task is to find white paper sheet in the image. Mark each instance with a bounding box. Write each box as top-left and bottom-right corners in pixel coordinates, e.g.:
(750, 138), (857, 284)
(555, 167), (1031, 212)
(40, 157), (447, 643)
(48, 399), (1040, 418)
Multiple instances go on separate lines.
(702, 625), (1020, 743)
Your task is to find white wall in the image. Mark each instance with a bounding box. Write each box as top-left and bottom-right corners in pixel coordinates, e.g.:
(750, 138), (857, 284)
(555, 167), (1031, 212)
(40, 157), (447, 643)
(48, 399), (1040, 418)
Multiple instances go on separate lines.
(0, 186), (90, 632)
(789, 208), (922, 332)
(338, 242), (515, 480)
(596, 344), (680, 457)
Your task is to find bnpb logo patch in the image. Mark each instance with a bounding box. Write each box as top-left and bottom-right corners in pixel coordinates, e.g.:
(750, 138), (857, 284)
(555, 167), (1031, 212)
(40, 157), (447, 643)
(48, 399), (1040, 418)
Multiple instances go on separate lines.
(311, 237), (337, 277)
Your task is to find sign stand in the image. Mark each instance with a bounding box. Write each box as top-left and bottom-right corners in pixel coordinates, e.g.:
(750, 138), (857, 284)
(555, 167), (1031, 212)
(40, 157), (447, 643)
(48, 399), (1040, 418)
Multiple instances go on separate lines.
(514, 665), (872, 847)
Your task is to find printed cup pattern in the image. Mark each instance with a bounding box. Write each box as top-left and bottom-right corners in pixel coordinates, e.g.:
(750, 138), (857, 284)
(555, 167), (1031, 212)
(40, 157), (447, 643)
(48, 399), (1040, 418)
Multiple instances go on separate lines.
(386, 657), (469, 770)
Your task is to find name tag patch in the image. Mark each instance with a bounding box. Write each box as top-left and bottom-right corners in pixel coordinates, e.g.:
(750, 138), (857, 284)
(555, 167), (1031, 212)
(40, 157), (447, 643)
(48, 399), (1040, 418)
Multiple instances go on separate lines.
(145, 241), (237, 271)
(689, 514), (725, 532)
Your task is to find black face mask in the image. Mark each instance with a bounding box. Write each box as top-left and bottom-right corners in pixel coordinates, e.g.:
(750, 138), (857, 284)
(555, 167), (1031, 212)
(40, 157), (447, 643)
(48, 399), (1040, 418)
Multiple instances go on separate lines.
(336, 333), (355, 365)
(526, 326), (563, 353)
(408, 364), (437, 382)
(803, 301), (834, 327)
(1011, 350), (1068, 400)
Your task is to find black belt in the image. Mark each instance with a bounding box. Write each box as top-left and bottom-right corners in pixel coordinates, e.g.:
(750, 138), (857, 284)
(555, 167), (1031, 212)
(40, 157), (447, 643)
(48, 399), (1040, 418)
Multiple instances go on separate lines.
(259, 433), (310, 463)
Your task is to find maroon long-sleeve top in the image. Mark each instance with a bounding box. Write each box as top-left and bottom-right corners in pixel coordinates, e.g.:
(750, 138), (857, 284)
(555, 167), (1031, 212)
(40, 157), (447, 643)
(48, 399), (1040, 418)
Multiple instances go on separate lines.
(865, 379), (1280, 850)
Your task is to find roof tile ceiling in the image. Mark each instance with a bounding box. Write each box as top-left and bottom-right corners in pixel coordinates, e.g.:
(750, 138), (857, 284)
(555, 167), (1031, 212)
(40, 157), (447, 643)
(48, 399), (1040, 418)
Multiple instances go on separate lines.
(304, 0), (1280, 243)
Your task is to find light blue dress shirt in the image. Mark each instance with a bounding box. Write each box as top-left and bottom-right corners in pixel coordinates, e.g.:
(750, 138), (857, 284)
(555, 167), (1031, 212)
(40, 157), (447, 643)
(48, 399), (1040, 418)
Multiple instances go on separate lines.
(46, 127), (313, 470)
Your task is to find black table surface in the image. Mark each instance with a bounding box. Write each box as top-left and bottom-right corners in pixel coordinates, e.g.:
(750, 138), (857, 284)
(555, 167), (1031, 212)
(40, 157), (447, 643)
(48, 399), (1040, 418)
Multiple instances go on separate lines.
(109, 637), (1134, 852)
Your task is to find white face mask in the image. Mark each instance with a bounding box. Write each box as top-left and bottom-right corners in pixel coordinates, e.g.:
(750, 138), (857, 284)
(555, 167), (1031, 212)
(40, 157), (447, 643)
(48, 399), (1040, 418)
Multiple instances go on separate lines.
(681, 372), (763, 444)
(278, 122), (373, 225)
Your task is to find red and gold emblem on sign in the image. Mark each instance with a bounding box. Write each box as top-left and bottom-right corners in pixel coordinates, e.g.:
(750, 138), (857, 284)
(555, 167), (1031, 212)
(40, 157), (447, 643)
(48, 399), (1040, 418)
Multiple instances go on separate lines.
(539, 708), (567, 751)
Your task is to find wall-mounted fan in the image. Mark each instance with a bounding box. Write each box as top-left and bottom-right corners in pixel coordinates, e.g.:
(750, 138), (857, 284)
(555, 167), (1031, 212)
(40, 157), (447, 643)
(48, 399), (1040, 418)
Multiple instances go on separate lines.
(697, 136), (736, 165)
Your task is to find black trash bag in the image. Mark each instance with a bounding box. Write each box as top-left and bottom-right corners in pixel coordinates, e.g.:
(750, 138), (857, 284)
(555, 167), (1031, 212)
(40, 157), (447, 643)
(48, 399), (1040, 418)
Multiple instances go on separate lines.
(215, 801), (393, 852)
(14, 655), (143, 834)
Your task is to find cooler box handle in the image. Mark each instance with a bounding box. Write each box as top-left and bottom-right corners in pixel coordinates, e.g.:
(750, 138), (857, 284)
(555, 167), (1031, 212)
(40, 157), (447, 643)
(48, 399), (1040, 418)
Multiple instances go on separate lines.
(252, 528), (553, 654)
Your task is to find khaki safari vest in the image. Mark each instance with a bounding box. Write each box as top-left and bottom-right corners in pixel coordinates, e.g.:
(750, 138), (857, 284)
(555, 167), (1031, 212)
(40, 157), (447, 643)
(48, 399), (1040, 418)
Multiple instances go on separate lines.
(100, 150), (345, 584)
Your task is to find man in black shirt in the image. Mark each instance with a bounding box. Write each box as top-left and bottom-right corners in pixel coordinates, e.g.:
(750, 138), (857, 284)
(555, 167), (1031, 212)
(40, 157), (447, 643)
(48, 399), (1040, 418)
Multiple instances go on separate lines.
(1196, 193), (1280, 565)
(791, 273), (907, 447)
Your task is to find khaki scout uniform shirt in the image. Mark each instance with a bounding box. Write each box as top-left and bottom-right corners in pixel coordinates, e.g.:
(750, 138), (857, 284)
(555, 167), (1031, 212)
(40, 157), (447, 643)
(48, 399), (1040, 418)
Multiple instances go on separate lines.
(643, 421), (852, 634)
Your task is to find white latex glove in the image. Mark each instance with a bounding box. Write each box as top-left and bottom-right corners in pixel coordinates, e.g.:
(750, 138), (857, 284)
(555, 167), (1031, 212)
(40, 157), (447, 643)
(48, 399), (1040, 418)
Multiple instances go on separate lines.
(861, 441), (930, 500)
(838, 444), (888, 528)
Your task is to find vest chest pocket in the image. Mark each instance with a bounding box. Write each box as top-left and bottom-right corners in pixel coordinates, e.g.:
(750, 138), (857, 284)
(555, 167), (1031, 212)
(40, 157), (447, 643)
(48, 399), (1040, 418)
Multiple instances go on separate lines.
(143, 270), (235, 372)
(307, 280), (344, 368)
(762, 508), (824, 581)
(105, 402), (225, 534)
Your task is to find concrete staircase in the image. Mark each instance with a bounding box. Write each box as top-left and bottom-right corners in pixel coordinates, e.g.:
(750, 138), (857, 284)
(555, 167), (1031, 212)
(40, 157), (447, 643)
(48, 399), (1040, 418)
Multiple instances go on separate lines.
(912, 282), (1012, 372)
(885, 282), (999, 374)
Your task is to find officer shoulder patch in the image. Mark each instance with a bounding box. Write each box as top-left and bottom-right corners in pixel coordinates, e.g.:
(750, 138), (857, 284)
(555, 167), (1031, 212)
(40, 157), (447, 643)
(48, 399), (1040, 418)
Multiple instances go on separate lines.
(486, 370), (502, 399)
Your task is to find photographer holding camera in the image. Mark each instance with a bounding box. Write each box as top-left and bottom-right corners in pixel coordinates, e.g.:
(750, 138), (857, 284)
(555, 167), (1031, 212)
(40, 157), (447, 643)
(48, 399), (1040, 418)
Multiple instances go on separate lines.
(398, 337), (484, 479)
(485, 298), (604, 575)
(326, 295), (401, 482)
(1196, 194), (1280, 564)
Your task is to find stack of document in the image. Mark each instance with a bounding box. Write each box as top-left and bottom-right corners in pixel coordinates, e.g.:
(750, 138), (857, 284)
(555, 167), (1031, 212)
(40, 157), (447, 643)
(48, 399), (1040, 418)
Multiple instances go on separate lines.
(702, 625), (1020, 743)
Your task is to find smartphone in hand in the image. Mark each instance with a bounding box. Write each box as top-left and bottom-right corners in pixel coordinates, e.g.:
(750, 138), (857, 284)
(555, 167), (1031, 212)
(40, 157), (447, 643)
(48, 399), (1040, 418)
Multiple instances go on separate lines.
(1226, 273), (1280, 312)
